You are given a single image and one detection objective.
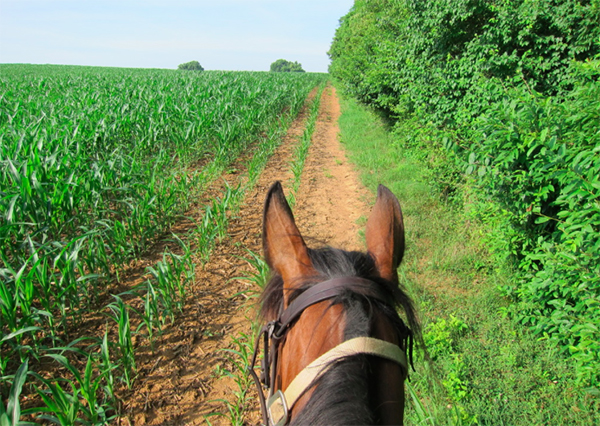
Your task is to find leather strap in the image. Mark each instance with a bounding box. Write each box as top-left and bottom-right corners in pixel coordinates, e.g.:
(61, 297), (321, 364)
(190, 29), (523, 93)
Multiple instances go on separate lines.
(275, 277), (389, 339)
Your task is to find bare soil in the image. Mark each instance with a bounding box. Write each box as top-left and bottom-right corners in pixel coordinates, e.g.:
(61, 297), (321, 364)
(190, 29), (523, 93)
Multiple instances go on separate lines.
(119, 85), (372, 425)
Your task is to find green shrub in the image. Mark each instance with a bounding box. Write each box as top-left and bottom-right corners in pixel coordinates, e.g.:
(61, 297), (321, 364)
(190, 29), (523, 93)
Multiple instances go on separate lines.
(329, 0), (600, 390)
(329, 0), (600, 125)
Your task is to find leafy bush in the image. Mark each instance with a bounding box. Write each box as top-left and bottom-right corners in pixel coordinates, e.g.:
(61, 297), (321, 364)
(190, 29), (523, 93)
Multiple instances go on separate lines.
(329, 0), (600, 389)
(329, 0), (600, 125)
(178, 60), (204, 71)
(469, 61), (600, 387)
(270, 59), (305, 73)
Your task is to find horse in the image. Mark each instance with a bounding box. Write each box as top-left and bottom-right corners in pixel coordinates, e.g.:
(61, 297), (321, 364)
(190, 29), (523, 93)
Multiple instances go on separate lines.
(249, 181), (419, 426)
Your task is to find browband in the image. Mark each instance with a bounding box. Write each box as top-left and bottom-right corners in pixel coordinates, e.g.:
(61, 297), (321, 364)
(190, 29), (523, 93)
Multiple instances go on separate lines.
(275, 276), (389, 338)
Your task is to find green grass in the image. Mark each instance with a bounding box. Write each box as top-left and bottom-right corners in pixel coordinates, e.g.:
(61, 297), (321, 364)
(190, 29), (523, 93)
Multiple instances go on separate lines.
(337, 92), (600, 425)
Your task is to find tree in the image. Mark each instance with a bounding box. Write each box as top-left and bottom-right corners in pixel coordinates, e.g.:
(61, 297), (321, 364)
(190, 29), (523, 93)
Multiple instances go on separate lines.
(178, 61), (204, 71)
(270, 59), (305, 73)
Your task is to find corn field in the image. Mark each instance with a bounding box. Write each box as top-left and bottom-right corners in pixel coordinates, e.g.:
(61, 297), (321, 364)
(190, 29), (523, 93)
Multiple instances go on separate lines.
(0, 64), (327, 424)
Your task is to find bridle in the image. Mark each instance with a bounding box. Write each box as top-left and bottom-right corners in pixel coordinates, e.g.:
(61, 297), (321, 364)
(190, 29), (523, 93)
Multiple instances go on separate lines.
(249, 276), (410, 426)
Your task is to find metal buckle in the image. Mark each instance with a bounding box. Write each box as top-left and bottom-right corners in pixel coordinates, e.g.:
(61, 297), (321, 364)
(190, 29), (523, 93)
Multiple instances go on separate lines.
(267, 390), (288, 426)
(269, 320), (285, 340)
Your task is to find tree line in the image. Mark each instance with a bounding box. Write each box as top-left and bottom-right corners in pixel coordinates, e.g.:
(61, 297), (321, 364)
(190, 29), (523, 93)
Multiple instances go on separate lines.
(329, 0), (599, 390)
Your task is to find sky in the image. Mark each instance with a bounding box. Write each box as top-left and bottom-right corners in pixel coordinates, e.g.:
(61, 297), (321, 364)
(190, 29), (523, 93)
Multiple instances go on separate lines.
(0, 0), (355, 72)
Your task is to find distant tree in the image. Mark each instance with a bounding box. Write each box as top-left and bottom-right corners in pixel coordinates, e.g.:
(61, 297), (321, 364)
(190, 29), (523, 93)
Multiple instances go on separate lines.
(270, 59), (305, 73)
(178, 61), (204, 71)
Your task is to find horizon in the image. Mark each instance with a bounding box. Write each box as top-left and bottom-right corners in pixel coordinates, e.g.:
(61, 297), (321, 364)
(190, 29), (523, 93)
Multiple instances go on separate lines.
(0, 62), (329, 73)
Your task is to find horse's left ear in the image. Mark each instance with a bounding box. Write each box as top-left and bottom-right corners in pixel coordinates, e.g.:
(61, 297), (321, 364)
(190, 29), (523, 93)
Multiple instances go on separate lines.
(365, 185), (405, 283)
(263, 182), (316, 304)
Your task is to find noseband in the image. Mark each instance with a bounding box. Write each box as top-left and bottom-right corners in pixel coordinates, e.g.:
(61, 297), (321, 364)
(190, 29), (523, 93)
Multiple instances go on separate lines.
(249, 276), (409, 426)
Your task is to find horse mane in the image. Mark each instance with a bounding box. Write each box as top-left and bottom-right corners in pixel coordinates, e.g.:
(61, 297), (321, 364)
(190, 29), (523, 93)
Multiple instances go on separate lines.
(259, 246), (420, 425)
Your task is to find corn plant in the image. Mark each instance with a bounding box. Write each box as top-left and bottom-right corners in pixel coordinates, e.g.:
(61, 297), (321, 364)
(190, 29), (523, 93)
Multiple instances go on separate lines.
(98, 330), (115, 407)
(36, 354), (115, 425)
(33, 378), (82, 426)
(132, 281), (161, 350)
(0, 359), (32, 426)
(288, 85), (325, 202)
(0, 64), (328, 424)
(190, 208), (219, 266)
(145, 244), (194, 325)
(190, 183), (245, 264)
(213, 248), (271, 423)
(0, 326), (41, 375)
(212, 182), (244, 242)
(216, 333), (257, 426)
(15, 331), (117, 425)
(230, 249), (270, 301)
(105, 297), (135, 389)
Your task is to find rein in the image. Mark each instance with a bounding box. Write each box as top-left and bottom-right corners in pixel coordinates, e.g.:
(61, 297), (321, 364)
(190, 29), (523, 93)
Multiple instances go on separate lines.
(249, 276), (409, 426)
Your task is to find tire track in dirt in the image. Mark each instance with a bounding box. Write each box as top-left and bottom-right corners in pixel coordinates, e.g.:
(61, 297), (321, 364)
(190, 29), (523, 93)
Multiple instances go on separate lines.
(122, 85), (371, 425)
(294, 85), (370, 252)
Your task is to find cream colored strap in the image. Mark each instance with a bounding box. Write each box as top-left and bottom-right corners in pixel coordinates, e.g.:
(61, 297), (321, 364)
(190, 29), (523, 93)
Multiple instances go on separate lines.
(272, 336), (406, 423)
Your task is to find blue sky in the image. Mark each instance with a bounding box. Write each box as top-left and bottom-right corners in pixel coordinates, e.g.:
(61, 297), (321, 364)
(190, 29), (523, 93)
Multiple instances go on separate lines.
(0, 0), (354, 72)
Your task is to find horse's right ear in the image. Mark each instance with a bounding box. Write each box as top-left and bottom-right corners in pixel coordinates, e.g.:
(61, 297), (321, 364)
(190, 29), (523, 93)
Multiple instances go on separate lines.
(365, 185), (405, 283)
(263, 182), (315, 302)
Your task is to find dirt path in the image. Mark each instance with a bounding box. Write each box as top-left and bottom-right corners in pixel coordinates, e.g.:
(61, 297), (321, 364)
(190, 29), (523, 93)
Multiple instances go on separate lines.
(294, 86), (370, 251)
(122, 85), (371, 425)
